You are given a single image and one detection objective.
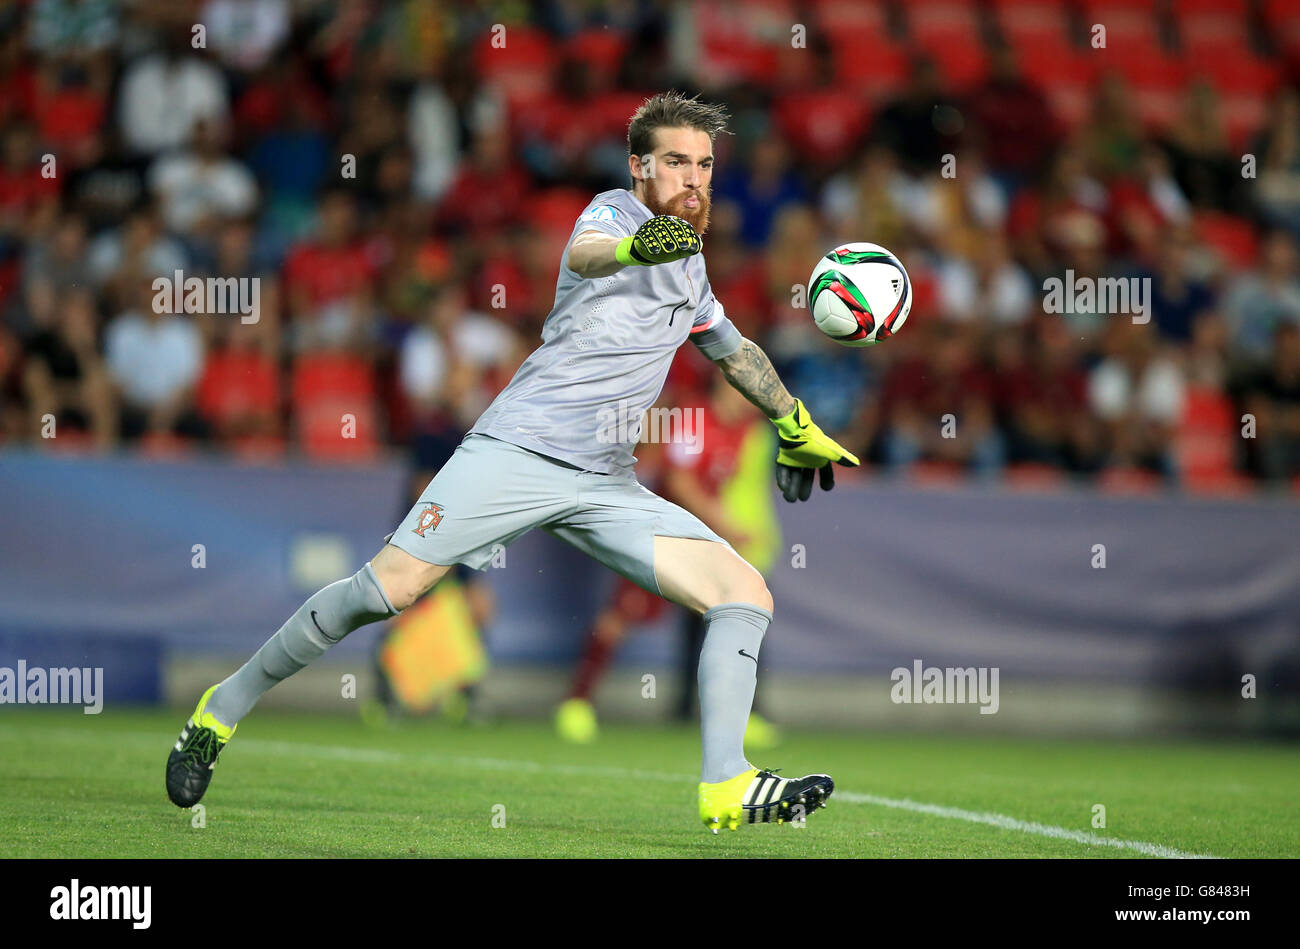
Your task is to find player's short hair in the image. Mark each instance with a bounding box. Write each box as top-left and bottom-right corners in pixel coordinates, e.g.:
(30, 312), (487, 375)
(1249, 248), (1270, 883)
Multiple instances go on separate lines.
(627, 91), (730, 157)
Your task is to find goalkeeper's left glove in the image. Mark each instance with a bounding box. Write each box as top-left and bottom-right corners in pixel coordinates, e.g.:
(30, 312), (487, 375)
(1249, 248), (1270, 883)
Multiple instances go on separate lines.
(770, 398), (860, 502)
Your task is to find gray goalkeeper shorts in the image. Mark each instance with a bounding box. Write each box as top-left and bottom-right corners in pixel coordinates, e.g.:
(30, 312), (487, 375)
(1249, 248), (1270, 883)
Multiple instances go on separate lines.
(386, 433), (730, 595)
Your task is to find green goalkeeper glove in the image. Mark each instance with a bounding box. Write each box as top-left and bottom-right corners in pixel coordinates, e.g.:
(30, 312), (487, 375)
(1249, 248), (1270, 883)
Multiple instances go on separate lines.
(615, 215), (702, 266)
(770, 398), (861, 502)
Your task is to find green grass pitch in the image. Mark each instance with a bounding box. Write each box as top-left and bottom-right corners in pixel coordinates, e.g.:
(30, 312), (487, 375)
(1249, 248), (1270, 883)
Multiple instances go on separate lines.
(0, 708), (1296, 858)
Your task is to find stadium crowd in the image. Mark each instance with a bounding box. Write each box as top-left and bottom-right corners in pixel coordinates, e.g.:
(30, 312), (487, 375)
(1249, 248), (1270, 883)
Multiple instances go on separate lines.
(3, 0), (1300, 493)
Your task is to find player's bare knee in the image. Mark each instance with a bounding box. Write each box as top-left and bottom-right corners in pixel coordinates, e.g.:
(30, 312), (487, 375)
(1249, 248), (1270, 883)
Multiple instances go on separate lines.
(370, 544), (450, 612)
(738, 578), (774, 614)
(709, 566), (772, 614)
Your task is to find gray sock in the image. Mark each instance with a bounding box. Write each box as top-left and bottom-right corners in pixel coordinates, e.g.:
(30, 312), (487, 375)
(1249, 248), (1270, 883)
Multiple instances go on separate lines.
(206, 562), (398, 728)
(698, 601), (771, 783)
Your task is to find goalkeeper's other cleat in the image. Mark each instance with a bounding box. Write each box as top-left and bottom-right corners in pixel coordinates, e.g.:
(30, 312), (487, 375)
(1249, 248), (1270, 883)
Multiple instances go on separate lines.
(555, 697), (598, 744)
(698, 766), (833, 833)
(165, 684), (236, 808)
(745, 711), (782, 750)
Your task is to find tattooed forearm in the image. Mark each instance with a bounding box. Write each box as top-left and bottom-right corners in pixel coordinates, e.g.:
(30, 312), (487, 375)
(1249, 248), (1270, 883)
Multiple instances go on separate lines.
(715, 337), (797, 419)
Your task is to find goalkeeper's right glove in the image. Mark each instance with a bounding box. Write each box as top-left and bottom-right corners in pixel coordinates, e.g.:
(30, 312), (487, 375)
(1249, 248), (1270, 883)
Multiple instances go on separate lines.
(615, 215), (702, 266)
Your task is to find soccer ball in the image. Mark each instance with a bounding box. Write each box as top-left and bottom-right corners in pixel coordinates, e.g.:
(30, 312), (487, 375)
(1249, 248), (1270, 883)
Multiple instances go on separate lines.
(807, 242), (912, 347)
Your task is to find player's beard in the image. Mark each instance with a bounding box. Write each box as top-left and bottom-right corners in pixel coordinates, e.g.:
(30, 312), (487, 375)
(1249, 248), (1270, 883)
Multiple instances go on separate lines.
(645, 185), (711, 237)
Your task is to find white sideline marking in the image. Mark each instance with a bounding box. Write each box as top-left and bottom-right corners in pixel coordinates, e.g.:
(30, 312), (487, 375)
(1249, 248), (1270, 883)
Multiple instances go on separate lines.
(831, 791), (1217, 859)
(236, 736), (1218, 858)
(0, 723), (1218, 858)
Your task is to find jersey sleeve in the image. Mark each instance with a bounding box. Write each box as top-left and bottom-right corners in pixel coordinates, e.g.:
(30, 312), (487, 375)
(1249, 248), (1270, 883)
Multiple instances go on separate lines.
(562, 200), (635, 274)
(570, 201), (635, 241)
(689, 276), (743, 360)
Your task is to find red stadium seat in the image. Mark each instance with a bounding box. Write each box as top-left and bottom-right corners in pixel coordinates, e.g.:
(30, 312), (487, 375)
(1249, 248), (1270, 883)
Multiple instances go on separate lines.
(1195, 211), (1259, 270)
(1176, 384), (1251, 496)
(1093, 54), (1186, 134)
(1098, 466), (1163, 494)
(915, 35), (989, 92)
(473, 27), (557, 110)
(694, 0), (790, 85)
(774, 91), (872, 166)
(1264, 0), (1300, 64)
(1184, 56), (1282, 149)
(564, 29), (628, 85)
(996, 1), (1073, 58)
(1004, 463), (1068, 491)
(909, 459), (966, 487)
(1019, 47), (1095, 131)
(590, 90), (655, 141)
(1080, 0), (1163, 56)
(138, 431), (195, 460)
(811, 0), (889, 33)
(291, 352), (380, 462)
(901, 0), (980, 46)
(832, 40), (909, 99)
(230, 433), (286, 462)
(525, 188), (593, 237)
(1180, 19), (1251, 60)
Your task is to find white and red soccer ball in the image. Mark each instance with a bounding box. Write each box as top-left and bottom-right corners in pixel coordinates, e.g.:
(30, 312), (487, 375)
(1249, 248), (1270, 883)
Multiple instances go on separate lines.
(807, 242), (912, 347)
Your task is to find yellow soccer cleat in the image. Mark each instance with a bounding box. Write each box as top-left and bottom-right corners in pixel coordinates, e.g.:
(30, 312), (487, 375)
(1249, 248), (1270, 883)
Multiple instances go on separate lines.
(165, 684), (236, 807)
(555, 697), (598, 744)
(698, 766), (834, 833)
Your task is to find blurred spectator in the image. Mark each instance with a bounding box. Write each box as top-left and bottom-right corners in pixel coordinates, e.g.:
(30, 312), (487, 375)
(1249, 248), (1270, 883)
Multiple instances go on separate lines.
(0, 122), (60, 244)
(1222, 230), (1300, 364)
(1255, 87), (1300, 239)
(993, 320), (1101, 472)
(879, 323), (1005, 476)
(400, 283), (518, 422)
(821, 145), (911, 250)
(936, 228), (1034, 325)
(1088, 322), (1186, 476)
(104, 277), (206, 442)
(22, 287), (116, 448)
(1081, 74), (1144, 182)
(409, 64), (504, 203)
(1145, 224), (1215, 344)
(869, 57), (957, 176)
(86, 203), (189, 305)
(1240, 324), (1300, 482)
(437, 126), (529, 238)
(118, 29), (228, 156)
(1007, 142), (1107, 279)
(18, 211), (92, 337)
(33, 54), (109, 170)
(28, 0), (119, 56)
(1107, 144), (1191, 264)
(715, 137), (807, 248)
(968, 47), (1059, 195)
(1163, 80), (1237, 212)
(148, 119), (257, 241)
(283, 188), (378, 350)
(199, 0), (291, 73)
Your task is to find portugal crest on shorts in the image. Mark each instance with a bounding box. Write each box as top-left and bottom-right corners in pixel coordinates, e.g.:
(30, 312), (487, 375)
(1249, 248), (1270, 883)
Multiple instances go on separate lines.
(412, 502), (444, 537)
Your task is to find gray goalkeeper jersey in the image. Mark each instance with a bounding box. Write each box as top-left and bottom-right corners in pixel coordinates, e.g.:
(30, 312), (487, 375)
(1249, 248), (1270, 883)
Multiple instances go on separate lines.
(469, 188), (743, 476)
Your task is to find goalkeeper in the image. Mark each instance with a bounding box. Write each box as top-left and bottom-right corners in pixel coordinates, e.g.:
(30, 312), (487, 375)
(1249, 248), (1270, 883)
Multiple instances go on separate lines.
(166, 91), (857, 833)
